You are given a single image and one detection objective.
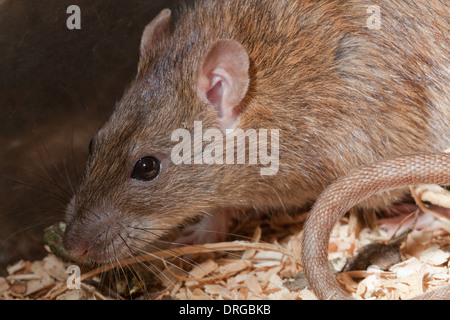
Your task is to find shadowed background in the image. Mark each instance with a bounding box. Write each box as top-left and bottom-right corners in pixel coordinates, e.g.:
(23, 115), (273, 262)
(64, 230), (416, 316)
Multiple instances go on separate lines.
(0, 0), (180, 274)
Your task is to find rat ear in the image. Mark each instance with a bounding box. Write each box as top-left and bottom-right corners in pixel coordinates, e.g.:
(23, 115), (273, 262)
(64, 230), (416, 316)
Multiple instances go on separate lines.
(140, 9), (171, 58)
(196, 39), (250, 130)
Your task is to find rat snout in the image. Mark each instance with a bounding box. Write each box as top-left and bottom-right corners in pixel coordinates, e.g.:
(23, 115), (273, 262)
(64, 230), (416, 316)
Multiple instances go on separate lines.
(63, 236), (90, 259)
(63, 205), (127, 264)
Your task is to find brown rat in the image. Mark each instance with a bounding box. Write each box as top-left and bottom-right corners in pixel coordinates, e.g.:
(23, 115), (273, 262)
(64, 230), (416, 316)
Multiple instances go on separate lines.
(62, 0), (449, 295)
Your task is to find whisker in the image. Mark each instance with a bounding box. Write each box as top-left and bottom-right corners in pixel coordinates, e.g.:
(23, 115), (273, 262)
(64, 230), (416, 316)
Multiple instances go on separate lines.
(88, 227), (110, 252)
(118, 234), (152, 293)
(8, 165), (73, 199)
(111, 240), (136, 299)
(103, 246), (117, 298)
(1, 174), (70, 206)
(63, 157), (76, 197)
(69, 129), (80, 187)
(125, 231), (229, 284)
(129, 242), (191, 275)
(114, 256), (136, 299)
(73, 202), (102, 221)
(126, 244), (182, 288)
(128, 225), (254, 259)
(118, 224), (188, 287)
(107, 257), (119, 298)
(129, 243), (234, 289)
(1, 215), (62, 243)
(37, 136), (65, 182)
(103, 247), (119, 298)
(117, 233), (172, 294)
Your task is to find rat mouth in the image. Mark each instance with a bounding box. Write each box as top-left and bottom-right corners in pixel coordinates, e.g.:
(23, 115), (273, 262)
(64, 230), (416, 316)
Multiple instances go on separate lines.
(63, 214), (133, 265)
(63, 232), (121, 265)
(63, 206), (234, 266)
(64, 234), (146, 266)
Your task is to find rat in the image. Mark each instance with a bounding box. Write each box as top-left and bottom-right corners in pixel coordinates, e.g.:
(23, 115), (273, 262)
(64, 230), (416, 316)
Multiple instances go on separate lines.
(62, 0), (449, 297)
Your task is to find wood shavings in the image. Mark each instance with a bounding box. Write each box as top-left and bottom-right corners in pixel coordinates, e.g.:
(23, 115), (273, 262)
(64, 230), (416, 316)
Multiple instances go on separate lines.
(414, 185), (450, 209)
(1, 188), (449, 300)
(0, 253), (68, 300)
(411, 185), (450, 233)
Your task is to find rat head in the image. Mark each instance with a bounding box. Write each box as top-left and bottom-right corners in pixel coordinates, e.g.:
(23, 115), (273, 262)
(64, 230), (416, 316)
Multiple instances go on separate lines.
(63, 9), (253, 263)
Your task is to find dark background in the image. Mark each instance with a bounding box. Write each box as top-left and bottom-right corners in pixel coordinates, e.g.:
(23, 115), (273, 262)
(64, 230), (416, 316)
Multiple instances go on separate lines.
(0, 0), (180, 274)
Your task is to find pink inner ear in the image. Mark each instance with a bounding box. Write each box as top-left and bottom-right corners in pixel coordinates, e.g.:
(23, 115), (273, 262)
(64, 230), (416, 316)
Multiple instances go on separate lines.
(207, 79), (225, 117)
(197, 40), (250, 130)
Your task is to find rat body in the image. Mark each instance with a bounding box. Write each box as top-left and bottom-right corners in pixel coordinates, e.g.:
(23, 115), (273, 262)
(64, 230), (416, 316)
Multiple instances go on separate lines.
(63, 0), (449, 285)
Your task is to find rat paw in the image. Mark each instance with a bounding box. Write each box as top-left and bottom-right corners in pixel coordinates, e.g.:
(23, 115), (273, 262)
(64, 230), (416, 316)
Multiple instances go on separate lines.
(174, 210), (232, 246)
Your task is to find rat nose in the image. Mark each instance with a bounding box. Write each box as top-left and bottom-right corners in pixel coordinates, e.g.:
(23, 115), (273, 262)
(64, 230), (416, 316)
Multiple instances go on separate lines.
(63, 237), (90, 259)
(69, 244), (89, 259)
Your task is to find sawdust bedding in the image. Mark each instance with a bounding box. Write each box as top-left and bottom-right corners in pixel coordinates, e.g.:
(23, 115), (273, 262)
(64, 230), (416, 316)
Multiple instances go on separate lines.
(1, 184), (449, 300)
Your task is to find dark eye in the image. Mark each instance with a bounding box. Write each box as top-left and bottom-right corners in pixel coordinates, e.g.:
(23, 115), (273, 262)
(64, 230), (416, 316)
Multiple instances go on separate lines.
(131, 157), (161, 182)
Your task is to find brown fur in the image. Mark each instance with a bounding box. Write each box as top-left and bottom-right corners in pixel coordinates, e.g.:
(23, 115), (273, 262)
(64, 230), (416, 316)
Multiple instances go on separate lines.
(63, 0), (449, 263)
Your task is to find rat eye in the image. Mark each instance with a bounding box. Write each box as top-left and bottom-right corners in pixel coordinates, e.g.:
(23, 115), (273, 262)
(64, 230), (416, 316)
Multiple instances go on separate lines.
(131, 157), (161, 182)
